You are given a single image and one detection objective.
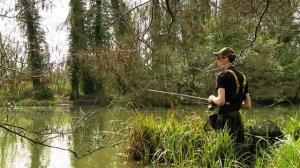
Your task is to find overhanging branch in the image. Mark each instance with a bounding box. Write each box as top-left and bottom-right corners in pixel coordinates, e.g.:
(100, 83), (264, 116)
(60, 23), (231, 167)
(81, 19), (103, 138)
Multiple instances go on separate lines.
(238, 0), (270, 59)
(149, 0), (177, 43)
(104, 0), (152, 32)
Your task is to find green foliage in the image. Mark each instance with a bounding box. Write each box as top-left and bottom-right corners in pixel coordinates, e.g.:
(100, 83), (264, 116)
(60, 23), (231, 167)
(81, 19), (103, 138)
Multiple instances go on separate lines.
(147, 0), (300, 105)
(2, 0), (299, 105)
(238, 32), (300, 103)
(33, 87), (54, 100)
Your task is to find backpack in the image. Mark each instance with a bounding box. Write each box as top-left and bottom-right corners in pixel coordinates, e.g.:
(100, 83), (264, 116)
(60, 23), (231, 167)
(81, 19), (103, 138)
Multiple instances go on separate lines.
(245, 119), (284, 154)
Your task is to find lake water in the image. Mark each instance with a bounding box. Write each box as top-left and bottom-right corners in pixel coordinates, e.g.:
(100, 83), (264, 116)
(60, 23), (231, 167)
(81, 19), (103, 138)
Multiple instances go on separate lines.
(0, 105), (299, 168)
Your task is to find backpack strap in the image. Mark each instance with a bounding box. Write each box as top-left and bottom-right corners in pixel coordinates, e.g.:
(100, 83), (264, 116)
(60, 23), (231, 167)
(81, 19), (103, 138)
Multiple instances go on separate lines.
(226, 70), (246, 94)
(242, 74), (246, 93)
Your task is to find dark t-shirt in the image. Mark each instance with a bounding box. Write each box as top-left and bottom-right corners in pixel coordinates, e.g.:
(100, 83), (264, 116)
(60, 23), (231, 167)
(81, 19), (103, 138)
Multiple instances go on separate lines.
(216, 66), (249, 104)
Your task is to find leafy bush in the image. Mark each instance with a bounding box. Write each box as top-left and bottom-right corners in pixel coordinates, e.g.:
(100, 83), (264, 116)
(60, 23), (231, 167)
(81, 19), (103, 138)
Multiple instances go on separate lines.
(33, 87), (54, 100)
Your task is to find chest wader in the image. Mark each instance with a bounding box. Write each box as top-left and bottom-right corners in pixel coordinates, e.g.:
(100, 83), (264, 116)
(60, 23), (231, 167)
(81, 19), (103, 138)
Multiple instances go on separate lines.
(216, 70), (247, 144)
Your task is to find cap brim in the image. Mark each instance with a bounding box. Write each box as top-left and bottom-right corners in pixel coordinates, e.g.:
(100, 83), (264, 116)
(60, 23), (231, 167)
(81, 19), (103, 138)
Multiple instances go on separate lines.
(213, 52), (221, 56)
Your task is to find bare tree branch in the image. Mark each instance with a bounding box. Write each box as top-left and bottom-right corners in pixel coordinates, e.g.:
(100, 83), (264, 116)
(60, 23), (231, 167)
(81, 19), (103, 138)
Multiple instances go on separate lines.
(104, 0), (152, 32)
(238, 0), (270, 59)
(165, 0), (175, 33)
(149, 0), (176, 42)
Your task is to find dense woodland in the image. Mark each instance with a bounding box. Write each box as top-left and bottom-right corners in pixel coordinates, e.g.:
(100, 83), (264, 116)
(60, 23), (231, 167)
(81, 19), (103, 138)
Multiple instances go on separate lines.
(0, 0), (299, 107)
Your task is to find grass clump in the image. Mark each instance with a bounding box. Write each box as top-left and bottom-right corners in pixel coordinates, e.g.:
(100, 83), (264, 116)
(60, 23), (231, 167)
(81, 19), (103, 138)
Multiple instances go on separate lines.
(126, 110), (239, 167)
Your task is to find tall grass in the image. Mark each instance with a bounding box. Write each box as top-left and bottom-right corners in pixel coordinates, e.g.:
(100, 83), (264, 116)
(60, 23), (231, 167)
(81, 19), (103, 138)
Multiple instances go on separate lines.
(253, 112), (300, 168)
(126, 110), (241, 167)
(126, 109), (300, 167)
(254, 139), (300, 168)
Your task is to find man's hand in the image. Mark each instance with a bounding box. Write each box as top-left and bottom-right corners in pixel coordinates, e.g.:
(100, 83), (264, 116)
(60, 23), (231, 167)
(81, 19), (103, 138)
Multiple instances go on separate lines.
(208, 95), (216, 104)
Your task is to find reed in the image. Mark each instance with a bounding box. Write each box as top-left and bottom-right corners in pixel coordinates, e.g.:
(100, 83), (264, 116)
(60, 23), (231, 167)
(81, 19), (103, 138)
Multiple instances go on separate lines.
(126, 109), (300, 167)
(126, 110), (243, 167)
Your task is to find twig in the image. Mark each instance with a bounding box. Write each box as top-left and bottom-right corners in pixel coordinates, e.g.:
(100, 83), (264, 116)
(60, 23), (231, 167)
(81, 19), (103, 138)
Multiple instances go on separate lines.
(104, 0), (152, 32)
(237, 0), (270, 60)
(264, 99), (295, 108)
(0, 124), (80, 157)
(150, 0), (176, 42)
(164, 0), (175, 33)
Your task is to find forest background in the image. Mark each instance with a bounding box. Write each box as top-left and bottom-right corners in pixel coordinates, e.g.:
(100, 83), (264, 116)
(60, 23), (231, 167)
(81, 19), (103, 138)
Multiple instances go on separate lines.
(0, 0), (299, 107)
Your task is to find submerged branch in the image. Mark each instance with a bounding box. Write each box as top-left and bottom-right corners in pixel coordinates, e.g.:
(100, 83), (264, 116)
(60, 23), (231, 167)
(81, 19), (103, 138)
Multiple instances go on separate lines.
(79, 140), (125, 158)
(0, 123), (125, 159)
(0, 123), (80, 157)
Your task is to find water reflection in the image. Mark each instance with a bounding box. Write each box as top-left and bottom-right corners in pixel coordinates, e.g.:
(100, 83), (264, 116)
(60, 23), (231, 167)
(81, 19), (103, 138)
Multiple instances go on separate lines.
(1, 105), (298, 168)
(0, 106), (143, 168)
(1, 135), (31, 168)
(46, 138), (71, 168)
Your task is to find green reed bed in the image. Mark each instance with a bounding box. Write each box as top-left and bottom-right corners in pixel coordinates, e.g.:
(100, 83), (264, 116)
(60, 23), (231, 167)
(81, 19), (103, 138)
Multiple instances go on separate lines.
(126, 110), (300, 167)
(126, 111), (239, 167)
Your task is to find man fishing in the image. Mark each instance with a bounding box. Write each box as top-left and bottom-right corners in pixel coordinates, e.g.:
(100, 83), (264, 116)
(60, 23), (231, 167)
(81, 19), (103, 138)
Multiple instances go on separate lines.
(208, 47), (252, 145)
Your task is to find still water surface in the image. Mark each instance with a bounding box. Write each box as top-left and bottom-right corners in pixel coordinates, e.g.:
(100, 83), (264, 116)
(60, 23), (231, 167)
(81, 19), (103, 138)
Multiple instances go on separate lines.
(0, 106), (174, 168)
(0, 105), (299, 168)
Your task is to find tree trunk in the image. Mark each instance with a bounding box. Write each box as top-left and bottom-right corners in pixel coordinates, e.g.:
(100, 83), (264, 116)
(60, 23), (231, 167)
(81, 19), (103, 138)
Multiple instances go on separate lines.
(18, 0), (44, 90)
(69, 0), (86, 100)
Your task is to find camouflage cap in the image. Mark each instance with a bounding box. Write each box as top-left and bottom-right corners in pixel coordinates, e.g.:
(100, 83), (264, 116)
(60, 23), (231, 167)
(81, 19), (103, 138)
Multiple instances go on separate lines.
(213, 47), (236, 63)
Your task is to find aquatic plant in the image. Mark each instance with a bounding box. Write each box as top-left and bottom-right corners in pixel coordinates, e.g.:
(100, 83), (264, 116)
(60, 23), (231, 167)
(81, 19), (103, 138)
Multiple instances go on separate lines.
(126, 109), (300, 167)
(126, 110), (241, 167)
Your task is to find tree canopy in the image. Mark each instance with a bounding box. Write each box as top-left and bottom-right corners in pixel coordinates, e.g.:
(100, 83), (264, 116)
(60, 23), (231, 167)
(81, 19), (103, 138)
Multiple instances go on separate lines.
(0, 0), (299, 105)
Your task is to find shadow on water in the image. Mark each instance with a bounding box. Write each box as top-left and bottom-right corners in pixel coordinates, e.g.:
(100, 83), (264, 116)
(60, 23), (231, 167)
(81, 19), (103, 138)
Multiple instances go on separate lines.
(0, 105), (299, 168)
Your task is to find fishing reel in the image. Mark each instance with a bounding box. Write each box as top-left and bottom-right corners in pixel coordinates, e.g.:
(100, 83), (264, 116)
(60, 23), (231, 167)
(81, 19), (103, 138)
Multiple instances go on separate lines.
(207, 104), (218, 111)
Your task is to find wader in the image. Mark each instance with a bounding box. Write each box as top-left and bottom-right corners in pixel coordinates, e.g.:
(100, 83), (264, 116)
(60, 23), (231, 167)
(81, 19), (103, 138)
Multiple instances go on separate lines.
(216, 109), (244, 144)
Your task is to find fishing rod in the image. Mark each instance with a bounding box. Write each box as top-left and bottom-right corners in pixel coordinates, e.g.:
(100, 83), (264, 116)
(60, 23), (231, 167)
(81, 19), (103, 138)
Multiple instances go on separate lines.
(146, 89), (208, 102)
(146, 89), (218, 111)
